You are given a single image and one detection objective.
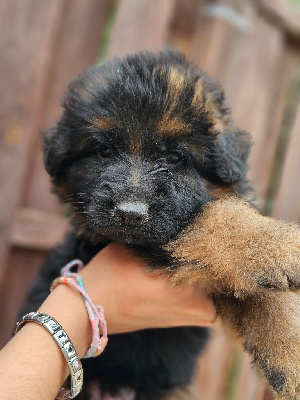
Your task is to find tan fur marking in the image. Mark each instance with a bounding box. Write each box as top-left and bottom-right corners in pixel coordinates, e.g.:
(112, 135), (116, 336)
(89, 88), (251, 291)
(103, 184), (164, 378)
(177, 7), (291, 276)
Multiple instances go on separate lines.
(192, 81), (220, 134)
(90, 116), (116, 131)
(76, 85), (94, 100)
(192, 80), (232, 133)
(214, 116), (234, 133)
(157, 116), (190, 137)
(129, 133), (142, 157)
(156, 67), (193, 137)
(191, 80), (205, 108)
(213, 119), (225, 133)
(168, 67), (186, 95)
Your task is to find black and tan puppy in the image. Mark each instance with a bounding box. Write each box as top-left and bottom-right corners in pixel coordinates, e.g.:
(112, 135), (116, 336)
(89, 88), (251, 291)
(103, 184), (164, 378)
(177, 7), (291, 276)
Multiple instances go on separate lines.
(20, 49), (300, 400)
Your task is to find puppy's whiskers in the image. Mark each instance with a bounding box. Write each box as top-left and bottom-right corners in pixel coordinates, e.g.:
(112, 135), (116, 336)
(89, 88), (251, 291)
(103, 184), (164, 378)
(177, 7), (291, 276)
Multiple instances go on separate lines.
(62, 192), (87, 204)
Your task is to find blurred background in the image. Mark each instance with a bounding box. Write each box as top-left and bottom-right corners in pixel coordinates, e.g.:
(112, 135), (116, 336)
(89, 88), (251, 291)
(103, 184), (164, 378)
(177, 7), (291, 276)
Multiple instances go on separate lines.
(0, 0), (299, 399)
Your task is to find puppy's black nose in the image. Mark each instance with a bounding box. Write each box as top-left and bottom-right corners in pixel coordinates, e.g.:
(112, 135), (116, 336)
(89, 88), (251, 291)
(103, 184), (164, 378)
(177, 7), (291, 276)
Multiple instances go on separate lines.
(114, 201), (148, 225)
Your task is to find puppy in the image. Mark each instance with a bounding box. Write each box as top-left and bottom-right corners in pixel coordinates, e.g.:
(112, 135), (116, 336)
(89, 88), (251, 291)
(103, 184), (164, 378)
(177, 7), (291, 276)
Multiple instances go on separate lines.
(21, 49), (255, 399)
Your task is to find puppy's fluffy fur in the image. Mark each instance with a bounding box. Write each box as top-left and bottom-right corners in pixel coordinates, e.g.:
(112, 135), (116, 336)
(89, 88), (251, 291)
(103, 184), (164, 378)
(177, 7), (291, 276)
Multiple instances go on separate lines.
(20, 49), (299, 399)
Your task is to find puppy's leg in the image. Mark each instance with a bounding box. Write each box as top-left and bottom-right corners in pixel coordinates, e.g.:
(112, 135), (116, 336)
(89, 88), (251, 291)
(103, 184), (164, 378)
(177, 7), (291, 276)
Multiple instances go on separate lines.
(216, 291), (300, 400)
(164, 197), (300, 398)
(165, 197), (300, 297)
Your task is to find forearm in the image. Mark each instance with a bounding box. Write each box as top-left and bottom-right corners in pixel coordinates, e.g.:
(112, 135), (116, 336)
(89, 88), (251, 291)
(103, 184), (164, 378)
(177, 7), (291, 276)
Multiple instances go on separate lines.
(0, 284), (91, 400)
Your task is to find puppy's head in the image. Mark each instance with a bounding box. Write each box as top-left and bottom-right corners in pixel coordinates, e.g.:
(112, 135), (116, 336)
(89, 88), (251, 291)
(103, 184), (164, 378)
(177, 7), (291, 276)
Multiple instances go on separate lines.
(43, 49), (252, 245)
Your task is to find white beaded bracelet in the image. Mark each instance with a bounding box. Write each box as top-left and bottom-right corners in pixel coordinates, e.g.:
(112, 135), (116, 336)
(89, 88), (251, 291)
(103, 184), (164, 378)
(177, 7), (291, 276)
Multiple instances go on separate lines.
(15, 311), (83, 399)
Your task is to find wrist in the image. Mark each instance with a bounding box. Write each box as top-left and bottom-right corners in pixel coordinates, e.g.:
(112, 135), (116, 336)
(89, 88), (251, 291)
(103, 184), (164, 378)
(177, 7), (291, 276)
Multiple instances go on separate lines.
(38, 283), (92, 358)
(78, 243), (145, 334)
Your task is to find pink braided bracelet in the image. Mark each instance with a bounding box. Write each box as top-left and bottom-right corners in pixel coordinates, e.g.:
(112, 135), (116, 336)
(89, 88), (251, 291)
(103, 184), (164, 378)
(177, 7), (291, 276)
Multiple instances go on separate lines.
(60, 260), (108, 341)
(51, 260), (108, 358)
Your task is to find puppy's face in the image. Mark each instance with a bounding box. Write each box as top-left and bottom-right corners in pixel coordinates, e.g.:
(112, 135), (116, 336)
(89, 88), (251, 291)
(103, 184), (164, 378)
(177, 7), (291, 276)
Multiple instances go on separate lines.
(44, 50), (252, 245)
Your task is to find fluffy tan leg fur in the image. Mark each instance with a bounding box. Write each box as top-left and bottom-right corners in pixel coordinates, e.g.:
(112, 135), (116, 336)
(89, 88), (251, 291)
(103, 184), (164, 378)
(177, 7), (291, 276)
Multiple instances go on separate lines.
(164, 197), (300, 399)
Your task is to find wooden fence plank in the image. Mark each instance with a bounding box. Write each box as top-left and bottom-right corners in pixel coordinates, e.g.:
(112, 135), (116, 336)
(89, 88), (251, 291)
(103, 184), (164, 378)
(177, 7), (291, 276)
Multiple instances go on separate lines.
(166, 0), (202, 56)
(22, 0), (110, 212)
(227, 22), (288, 206)
(196, 323), (235, 400)
(0, 249), (46, 348)
(272, 103), (300, 221)
(9, 208), (68, 251)
(0, 0), (66, 284)
(257, 0), (300, 42)
(233, 353), (266, 400)
(201, 14), (284, 205)
(263, 48), (299, 216)
(0, 0), (109, 346)
(107, 0), (176, 59)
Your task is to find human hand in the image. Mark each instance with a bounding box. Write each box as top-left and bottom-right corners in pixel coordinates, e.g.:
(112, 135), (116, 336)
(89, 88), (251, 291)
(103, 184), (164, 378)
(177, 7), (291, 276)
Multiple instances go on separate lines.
(80, 243), (217, 334)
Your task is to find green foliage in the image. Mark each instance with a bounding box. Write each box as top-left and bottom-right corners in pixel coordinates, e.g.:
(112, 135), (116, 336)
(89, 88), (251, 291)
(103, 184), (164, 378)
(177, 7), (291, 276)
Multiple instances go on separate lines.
(97, 0), (119, 65)
(225, 348), (243, 400)
(64, 203), (72, 218)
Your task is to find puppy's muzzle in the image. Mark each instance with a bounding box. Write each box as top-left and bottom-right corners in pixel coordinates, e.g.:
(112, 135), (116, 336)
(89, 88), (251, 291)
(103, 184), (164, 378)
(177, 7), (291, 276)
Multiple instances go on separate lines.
(113, 201), (149, 226)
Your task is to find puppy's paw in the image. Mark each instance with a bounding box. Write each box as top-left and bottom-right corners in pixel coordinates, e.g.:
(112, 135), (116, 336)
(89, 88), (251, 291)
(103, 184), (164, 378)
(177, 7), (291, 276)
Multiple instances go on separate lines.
(165, 197), (300, 296)
(257, 267), (300, 292)
(257, 275), (289, 291)
(257, 360), (300, 400)
(257, 257), (300, 292)
(238, 210), (300, 294)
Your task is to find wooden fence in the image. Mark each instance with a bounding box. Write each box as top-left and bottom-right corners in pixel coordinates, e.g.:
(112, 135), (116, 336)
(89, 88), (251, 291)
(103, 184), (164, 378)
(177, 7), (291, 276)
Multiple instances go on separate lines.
(0, 1), (299, 399)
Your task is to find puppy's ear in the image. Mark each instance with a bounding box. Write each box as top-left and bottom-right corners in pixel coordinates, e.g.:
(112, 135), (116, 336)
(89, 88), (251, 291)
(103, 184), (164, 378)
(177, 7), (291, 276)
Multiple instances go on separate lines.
(202, 78), (253, 183)
(215, 125), (253, 183)
(41, 123), (66, 177)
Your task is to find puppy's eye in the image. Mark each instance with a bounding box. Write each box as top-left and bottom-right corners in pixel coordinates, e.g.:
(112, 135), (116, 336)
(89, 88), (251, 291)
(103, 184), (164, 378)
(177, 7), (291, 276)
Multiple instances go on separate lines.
(166, 151), (184, 165)
(97, 145), (112, 159)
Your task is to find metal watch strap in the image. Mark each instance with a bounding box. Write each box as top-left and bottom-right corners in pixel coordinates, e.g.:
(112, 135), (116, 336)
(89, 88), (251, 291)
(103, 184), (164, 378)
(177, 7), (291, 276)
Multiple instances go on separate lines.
(15, 311), (83, 399)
